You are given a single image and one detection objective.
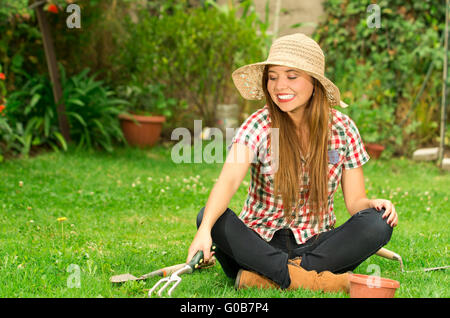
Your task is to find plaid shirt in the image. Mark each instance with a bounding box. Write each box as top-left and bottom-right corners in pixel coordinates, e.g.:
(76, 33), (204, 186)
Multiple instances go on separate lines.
(230, 105), (370, 245)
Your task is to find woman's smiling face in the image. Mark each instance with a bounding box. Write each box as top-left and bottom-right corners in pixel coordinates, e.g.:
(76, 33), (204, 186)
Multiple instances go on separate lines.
(266, 65), (315, 114)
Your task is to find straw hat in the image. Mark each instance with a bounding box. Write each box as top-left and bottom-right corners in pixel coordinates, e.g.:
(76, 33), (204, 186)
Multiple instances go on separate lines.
(232, 33), (348, 108)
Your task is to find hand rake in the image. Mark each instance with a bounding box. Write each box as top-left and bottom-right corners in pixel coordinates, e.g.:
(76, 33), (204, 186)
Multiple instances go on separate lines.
(148, 246), (215, 297)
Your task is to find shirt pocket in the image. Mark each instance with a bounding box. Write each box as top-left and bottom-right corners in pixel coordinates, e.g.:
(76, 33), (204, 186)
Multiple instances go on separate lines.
(327, 147), (345, 194)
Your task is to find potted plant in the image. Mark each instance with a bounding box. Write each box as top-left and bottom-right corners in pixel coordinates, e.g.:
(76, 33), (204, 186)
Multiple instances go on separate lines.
(364, 141), (385, 160)
(359, 115), (386, 160)
(345, 99), (392, 159)
(117, 78), (177, 148)
(358, 110), (384, 159)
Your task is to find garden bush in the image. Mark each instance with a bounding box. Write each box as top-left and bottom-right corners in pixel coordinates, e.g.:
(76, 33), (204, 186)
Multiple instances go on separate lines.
(1, 72), (67, 157)
(314, 0), (449, 158)
(117, 0), (271, 132)
(1, 0), (271, 156)
(59, 65), (127, 153)
(2, 65), (127, 157)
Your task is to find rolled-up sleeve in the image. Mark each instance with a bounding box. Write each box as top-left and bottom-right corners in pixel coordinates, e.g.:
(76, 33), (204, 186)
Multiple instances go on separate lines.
(343, 117), (370, 169)
(228, 108), (269, 161)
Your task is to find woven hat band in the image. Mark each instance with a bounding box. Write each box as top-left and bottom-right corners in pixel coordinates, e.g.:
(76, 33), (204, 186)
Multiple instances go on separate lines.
(265, 58), (323, 77)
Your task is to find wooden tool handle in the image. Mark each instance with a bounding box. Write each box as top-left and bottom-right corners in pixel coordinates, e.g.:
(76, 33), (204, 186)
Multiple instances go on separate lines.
(375, 248), (402, 261)
(139, 263), (186, 280)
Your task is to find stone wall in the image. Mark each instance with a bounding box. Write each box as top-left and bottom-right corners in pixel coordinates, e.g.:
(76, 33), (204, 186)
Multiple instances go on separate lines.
(217, 0), (326, 37)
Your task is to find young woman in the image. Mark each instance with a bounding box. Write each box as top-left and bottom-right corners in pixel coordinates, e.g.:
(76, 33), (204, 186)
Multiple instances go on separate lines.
(187, 33), (398, 294)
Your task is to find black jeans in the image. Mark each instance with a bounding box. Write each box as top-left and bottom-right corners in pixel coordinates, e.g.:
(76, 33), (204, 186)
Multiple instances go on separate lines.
(196, 207), (393, 289)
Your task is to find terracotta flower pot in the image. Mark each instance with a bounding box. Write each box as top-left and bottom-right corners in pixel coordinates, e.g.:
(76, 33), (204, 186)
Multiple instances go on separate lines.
(365, 143), (385, 159)
(118, 114), (165, 148)
(349, 274), (400, 298)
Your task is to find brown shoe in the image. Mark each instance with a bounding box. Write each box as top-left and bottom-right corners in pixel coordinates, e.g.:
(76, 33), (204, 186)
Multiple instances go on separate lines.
(287, 262), (350, 293)
(235, 269), (279, 290)
(289, 257), (302, 267)
(235, 263), (350, 294)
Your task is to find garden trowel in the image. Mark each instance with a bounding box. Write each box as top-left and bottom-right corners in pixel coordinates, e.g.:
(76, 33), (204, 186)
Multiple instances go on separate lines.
(375, 248), (449, 273)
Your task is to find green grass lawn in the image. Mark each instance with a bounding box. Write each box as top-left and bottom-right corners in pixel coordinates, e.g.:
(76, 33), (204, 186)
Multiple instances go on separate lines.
(0, 145), (449, 298)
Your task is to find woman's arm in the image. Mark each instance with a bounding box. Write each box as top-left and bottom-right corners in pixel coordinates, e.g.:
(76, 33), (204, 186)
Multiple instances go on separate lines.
(341, 166), (398, 227)
(186, 143), (254, 263)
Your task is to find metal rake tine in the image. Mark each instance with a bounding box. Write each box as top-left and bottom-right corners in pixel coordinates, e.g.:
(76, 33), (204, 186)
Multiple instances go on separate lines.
(167, 276), (182, 296)
(157, 278), (176, 297)
(148, 256), (204, 297)
(148, 277), (170, 297)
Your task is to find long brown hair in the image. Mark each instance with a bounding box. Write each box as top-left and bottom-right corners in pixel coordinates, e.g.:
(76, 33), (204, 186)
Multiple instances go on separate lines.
(262, 65), (330, 224)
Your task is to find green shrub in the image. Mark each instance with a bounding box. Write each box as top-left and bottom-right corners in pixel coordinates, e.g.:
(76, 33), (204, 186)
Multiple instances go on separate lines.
(59, 66), (127, 153)
(118, 0), (270, 128)
(4, 73), (67, 156)
(0, 116), (17, 162)
(314, 0), (447, 157)
(116, 75), (180, 118)
(2, 66), (127, 158)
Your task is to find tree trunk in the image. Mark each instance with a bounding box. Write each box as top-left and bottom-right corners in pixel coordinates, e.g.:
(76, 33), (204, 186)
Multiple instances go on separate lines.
(33, 0), (71, 144)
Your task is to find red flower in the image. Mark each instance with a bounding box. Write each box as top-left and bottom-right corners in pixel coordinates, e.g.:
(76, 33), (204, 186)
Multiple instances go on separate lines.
(47, 4), (59, 14)
(0, 73), (5, 80)
(0, 105), (5, 113)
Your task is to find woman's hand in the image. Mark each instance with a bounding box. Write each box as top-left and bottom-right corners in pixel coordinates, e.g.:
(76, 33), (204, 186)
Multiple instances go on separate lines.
(369, 199), (398, 227)
(186, 227), (215, 264)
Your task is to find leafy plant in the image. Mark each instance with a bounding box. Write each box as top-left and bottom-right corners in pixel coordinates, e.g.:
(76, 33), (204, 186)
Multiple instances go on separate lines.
(119, 0), (270, 127)
(0, 3), (45, 92)
(116, 75), (177, 117)
(0, 116), (17, 162)
(314, 0), (447, 157)
(2, 65), (128, 158)
(59, 65), (127, 153)
(4, 73), (67, 156)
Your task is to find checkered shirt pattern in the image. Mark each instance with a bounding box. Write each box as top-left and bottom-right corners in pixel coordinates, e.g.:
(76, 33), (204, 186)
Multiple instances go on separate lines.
(229, 105), (370, 245)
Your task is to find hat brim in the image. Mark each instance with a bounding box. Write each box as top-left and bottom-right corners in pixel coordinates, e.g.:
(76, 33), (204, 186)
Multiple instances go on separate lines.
(232, 62), (348, 108)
